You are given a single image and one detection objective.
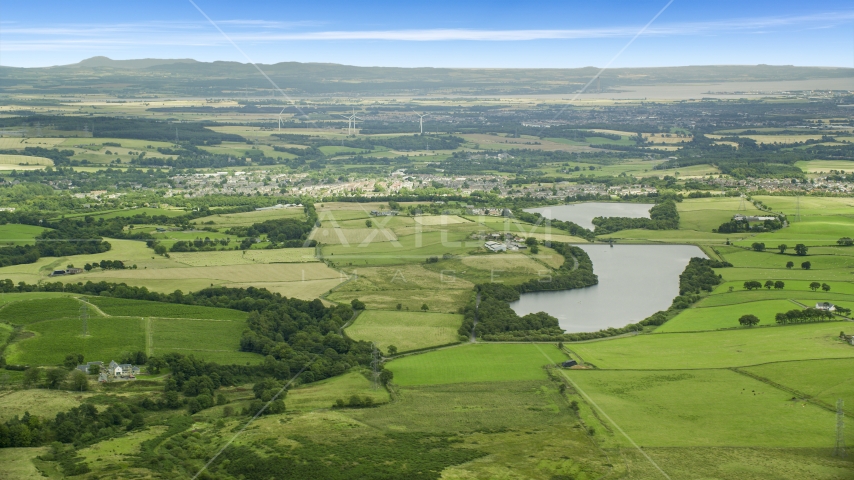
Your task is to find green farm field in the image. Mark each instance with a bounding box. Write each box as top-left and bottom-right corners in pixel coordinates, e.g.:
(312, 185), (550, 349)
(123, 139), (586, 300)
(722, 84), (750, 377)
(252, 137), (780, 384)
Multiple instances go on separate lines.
(286, 370), (390, 411)
(87, 297), (247, 321)
(0, 223), (47, 246)
(571, 322), (854, 370)
(566, 369), (847, 447)
(5, 316), (146, 366)
(0, 297), (92, 325)
(658, 299), (800, 332)
(345, 310), (462, 353)
(387, 343), (564, 386)
(150, 317), (262, 364)
(742, 358), (854, 413)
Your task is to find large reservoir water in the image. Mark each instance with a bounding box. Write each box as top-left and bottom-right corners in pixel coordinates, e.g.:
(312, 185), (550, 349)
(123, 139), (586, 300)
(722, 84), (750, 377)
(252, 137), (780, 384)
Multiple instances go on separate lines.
(509, 244), (705, 332)
(524, 202), (653, 230)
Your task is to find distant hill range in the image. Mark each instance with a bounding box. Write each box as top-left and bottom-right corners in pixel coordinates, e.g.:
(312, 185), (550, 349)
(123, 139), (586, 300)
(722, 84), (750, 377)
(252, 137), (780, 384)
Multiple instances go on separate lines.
(1, 56), (852, 96)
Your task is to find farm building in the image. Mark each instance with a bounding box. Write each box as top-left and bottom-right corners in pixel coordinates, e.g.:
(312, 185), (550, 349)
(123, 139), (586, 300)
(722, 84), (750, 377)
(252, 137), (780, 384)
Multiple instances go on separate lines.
(484, 241), (507, 253)
(560, 360), (578, 368)
(50, 268), (83, 276)
(75, 361), (103, 373)
(816, 302), (836, 311)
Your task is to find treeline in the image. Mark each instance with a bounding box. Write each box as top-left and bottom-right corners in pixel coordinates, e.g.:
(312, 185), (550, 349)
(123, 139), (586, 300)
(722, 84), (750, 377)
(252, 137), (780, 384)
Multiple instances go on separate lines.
(715, 217), (782, 233)
(775, 308), (839, 324)
(592, 200), (679, 235)
(458, 244), (598, 339)
(0, 115), (244, 145)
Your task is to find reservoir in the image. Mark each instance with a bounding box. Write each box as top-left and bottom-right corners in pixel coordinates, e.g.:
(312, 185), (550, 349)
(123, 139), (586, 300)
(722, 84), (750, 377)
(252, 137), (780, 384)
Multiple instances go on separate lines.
(510, 244), (705, 332)
(525, 202), (653, 230)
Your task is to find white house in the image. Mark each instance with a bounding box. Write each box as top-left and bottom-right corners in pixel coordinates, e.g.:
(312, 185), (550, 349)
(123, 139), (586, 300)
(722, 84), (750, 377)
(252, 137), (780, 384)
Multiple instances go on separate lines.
(816, 302), (836, 312)
(108, 360), (123, 376)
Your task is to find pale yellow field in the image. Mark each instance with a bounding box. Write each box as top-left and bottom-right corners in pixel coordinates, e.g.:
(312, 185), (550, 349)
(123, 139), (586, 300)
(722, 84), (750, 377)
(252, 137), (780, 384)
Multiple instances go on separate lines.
(521, 232), (589, 244)
(328, 289), (472, 314)
(310, 227), (398, 245)
(0, 390), (94, 421)
(461, 254), (548, 274)
(533, 247), (566, 269)
(229, 278), (343, 299)
(334, 264), (475, 293)
(346, 310), (463, 352)
(170, 248), (318, 266)
(85, 262), (340, 283)
(0, 154), (53, 166)
(0, 164), (47, 171)
(413, 215), (469, 226)
(794, 160), (854, 173)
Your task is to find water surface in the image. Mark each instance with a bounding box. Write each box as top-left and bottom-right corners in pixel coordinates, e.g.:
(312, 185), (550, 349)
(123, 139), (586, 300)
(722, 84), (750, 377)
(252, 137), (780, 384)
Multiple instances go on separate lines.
(510, 244), (705, 332)
(525, 203), (653, 231)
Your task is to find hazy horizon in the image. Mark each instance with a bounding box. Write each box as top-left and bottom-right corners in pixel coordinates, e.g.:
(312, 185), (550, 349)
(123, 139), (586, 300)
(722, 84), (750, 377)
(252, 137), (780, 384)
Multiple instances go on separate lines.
(2, 0), (854, 69)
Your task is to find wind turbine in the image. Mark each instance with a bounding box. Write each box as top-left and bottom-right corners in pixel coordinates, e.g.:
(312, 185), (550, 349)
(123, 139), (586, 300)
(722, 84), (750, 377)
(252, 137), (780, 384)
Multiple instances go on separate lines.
(277, 106), (286, 131)
(351, 108), (363, 136)
(339, 114), (353, 136)
(414, 112), (429, 134)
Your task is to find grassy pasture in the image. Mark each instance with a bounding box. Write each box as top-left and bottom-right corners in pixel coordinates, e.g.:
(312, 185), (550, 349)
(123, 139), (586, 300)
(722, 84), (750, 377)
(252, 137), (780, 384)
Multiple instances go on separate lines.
(742, 358), (854, 413)
(0, 292), (71, 307)
(84, 262), (340, 284)
(413, 215), (469, 225)
(88, 297), (247, 321)
(169, 248), (317, 266)
(311, 227), (398, 245)
(703, 288), (854, 305)
(570, 322), (854, 370)
(0, 297), (92, 325)
(677, 197), (762, 232)
(193, 207), (305, 227)
(0, 390), (94, 421)
(657, 299), (800, 332)
(346, 310), (462, 353)
(388, 343), (563, 386)
(0, 224), (47, 246)
(229, 278), (344, 300)
(753, 196), (854, 217)
(717, 266), (854, 283)
(735, 216), (854, 247)
(6, 317), (146, 366)
(286, 370), (389, 411)
(566, 369), (844, 448)
(151, 318), (261, 364)
(795, 160), (854, 174)
(322, 230), (482, 267)
(0, 447), (49, 479)
(329, 288), (471, 313)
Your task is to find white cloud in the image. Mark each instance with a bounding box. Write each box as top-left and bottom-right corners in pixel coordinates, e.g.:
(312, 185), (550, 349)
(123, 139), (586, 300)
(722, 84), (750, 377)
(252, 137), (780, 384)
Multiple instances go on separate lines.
(1, 11), (853, 52)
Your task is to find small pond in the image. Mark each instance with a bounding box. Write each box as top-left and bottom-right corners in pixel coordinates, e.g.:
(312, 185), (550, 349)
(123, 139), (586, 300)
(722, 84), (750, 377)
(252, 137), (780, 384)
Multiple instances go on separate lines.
(524, 202), (653, 231)
(510, 244), (705, 332)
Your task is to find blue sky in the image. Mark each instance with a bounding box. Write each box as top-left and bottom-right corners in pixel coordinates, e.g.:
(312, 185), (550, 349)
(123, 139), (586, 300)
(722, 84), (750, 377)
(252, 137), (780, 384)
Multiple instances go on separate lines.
(1, 0), (853, 68)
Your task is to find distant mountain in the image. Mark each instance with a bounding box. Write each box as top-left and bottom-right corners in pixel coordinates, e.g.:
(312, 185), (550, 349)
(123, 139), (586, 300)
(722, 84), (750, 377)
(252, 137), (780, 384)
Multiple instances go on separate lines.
(69, 56), (199, 69)
(2, 58), (851, 96)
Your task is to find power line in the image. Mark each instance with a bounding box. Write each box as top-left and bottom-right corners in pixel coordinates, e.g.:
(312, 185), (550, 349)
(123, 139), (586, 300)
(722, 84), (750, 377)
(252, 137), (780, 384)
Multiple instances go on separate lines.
(835, 399), (846, 458)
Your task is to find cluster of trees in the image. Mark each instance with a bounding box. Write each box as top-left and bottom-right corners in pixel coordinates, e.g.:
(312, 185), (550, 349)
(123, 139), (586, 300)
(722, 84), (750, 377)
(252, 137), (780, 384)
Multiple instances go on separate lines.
(0, 402), (146, 451)
(785, 260), (812, 269)
(83, 260), (131, 271)
(225, 217), (314, 248)
(591, 200), (680, 234)
(743, 280), (785, 290)
(738, 314), (760, 327)
(775, 308), (837, 324)
(679, 258), (730, 295)
(717, 217), (782, 234)
(838, 237), (854, 246)
(169, 237), (231, 252)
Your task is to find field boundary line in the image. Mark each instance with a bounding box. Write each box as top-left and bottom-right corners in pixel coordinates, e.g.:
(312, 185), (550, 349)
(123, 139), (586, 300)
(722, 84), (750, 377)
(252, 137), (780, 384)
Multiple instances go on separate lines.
(729, 367), (849, 416)
(532, 343), (672, 480)
(146, 317), (153, 357)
